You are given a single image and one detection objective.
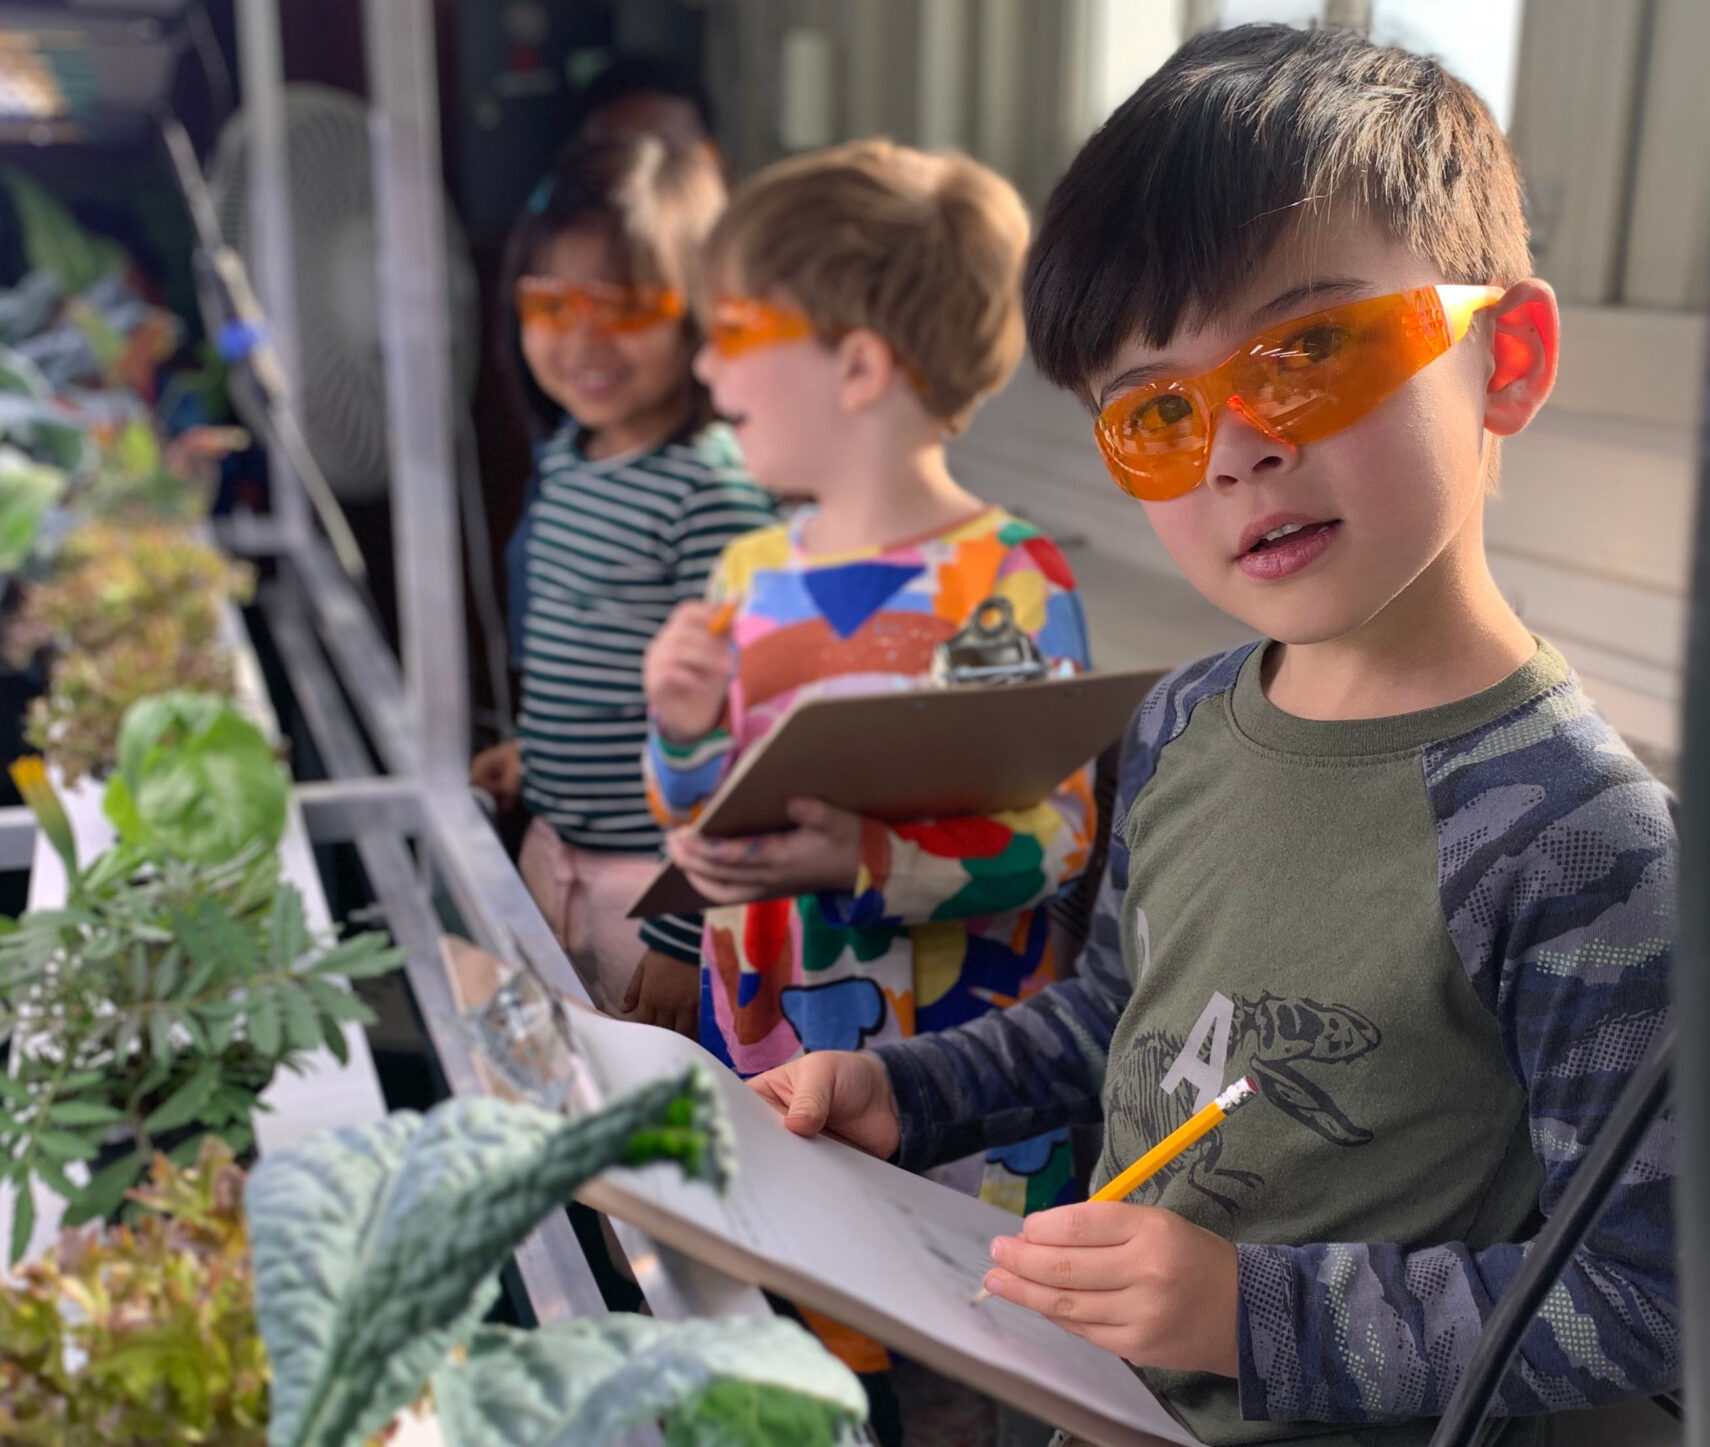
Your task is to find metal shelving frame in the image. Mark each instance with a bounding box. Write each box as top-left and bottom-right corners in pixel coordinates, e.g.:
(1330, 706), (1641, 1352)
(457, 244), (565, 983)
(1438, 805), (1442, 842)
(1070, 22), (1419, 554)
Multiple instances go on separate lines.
(227, 0), (776, 1342)
(0, 0), (774, 1374)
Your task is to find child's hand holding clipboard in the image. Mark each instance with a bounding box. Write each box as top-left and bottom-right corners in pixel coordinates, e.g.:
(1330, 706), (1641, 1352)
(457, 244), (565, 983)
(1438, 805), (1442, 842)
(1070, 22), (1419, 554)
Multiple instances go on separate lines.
(631, 664), (1166, 917)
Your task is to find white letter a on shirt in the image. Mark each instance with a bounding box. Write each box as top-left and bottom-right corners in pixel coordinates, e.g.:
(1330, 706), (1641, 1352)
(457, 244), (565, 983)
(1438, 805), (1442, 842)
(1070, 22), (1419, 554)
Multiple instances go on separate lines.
(1159, 992), (1234, 1113)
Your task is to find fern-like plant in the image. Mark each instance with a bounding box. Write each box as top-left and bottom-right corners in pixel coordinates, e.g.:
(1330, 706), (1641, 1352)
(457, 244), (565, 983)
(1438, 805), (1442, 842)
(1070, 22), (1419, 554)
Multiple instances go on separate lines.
(247, 1074), (868, 1447)
(0, 756), (401, 1261)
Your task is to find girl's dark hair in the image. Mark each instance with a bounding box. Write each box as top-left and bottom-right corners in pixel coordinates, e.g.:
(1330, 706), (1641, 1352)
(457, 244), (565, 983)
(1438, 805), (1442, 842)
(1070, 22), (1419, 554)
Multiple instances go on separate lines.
(498, 134), (726, 438)
(570, 53), (717, 142)
(1025, 24), (1531, 402)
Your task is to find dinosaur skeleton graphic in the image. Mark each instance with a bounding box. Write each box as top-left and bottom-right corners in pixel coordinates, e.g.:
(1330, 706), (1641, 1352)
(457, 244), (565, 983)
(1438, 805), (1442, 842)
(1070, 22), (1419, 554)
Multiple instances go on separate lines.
(1105, 991), (1381, 1211)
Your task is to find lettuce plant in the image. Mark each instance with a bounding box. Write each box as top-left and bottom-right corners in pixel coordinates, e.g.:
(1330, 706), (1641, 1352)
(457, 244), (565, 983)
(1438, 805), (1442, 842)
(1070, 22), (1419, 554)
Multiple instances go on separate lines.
(247, 1076), (868, 1447)
(103, 692), (290, 865)
(0, 1137), (269, 1446)
(5, 520), (253, 781)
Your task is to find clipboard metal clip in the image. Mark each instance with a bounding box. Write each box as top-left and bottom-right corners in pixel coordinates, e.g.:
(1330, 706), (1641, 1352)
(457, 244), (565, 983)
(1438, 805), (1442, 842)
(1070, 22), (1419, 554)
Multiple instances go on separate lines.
(930, 595), (1056, 687)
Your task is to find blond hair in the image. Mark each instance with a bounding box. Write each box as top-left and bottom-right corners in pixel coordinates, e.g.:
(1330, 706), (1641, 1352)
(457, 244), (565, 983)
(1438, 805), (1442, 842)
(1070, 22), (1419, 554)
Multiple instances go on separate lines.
(704, 140), (1030, 434)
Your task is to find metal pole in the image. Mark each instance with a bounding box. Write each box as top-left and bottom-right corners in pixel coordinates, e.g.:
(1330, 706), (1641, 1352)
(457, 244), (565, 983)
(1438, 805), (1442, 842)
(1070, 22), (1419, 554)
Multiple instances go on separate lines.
(362, 0), (470, 784)
(1676, 272), (1710, 1447)
(232, 0), (310, 547)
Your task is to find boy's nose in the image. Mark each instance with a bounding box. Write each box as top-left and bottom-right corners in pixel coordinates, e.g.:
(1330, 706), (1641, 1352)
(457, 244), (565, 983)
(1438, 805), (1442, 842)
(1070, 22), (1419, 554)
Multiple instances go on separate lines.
(692, 343), (719, 387)
(1204, 398), (1301, 487)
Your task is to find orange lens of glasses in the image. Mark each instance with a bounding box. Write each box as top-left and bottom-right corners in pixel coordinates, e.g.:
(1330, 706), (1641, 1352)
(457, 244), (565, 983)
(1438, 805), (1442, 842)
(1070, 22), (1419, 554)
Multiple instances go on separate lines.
(1093, 284), (1506, 502)
(706, 297), (815, 358)
(516, 277), (686, 335)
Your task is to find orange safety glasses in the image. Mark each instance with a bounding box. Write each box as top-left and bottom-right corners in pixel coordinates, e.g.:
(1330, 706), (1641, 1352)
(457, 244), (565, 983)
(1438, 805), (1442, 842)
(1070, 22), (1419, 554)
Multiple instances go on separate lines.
(515, 276), (686, 335)
(1094, 284), (1507, 502)
(705, 296), (815, 358)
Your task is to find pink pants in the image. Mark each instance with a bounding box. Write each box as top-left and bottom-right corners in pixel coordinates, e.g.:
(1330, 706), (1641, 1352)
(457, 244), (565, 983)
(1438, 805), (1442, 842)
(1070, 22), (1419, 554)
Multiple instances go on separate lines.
(518, 818), (660, 1015)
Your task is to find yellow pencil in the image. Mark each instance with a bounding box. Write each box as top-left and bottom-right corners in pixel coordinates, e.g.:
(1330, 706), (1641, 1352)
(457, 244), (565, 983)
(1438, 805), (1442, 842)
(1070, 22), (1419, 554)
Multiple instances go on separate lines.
(971, 1075), (1259, 1306)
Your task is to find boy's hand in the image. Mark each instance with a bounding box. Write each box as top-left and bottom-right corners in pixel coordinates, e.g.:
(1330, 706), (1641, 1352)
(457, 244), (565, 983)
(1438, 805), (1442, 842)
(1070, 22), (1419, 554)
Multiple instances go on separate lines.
(748, 1049), (901, 1160)
(645, 601), (735, 744)
(983, 1201), (1239, 1377)
(620, 949), (701, 1038)
(470, 739), (523, 811)
(666, 798), (861, 904)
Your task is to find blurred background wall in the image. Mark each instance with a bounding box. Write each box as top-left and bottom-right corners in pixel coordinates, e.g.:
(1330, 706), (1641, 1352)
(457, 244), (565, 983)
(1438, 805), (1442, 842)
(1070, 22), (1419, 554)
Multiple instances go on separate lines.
(7, 0), (1697, 752)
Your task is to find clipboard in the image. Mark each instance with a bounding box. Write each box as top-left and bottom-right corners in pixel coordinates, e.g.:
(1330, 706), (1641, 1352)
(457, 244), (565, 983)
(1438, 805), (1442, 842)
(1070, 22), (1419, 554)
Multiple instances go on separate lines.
(442, 938), (1200, 1447)
(629, 665), (1164, 916)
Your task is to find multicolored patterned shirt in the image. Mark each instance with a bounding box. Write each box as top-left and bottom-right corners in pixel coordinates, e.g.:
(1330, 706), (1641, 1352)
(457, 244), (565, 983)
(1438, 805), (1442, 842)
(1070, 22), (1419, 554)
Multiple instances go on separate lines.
(876, 641), (1677, 1444)
(646, 505), (1096, 1212)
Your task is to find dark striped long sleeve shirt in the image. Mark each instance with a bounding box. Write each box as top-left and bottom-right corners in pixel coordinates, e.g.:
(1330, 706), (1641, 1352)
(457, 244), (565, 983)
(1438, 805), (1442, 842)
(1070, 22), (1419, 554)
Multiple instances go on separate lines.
(515, 419), (775, 962)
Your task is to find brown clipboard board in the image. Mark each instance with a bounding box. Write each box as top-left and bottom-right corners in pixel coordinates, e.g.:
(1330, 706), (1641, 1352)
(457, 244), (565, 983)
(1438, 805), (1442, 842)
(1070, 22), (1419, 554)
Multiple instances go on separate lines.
(630, 667), (1165, 917)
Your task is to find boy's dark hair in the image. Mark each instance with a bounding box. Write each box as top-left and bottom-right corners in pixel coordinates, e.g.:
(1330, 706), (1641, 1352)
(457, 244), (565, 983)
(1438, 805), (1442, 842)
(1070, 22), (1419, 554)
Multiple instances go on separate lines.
(1025, 24), (1532, 400)
(499, 134), (724, 437)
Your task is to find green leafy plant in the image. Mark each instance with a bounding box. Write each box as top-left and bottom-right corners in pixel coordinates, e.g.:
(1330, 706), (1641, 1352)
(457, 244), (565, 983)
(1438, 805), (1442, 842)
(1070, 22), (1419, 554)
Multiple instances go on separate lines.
(0, 1137), (269, 1446)
(86, 414), (207, 520)
(0, 166), (128, 297)
(104, 692), (290, 865)
(0, 446), (66, 574)
(0, 765), (402, 1261)
(247, 1077), (868, 1447)
(5, 520), (253, 781)
(0, 343), (88, 475)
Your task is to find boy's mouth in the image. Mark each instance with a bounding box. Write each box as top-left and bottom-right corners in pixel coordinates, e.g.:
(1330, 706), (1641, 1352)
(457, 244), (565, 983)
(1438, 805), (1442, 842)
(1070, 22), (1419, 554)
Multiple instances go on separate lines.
(1235, 514), (1342, 580)
(1237, 514), (1340, 555)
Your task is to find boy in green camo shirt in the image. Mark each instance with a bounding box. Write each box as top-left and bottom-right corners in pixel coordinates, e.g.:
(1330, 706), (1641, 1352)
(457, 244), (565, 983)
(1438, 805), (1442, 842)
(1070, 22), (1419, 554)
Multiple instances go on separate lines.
(747, 24), (1678, 1446)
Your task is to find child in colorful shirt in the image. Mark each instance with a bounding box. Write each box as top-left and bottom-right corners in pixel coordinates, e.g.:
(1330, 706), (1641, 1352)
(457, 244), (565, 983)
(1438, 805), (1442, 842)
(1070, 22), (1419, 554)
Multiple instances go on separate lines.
(642, 140), (1096, 1216)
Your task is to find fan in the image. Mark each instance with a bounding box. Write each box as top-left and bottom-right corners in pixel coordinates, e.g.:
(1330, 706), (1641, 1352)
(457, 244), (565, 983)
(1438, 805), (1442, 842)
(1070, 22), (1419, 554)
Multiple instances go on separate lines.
(205, 82), (480, 504)
(199, 83), (510, 730)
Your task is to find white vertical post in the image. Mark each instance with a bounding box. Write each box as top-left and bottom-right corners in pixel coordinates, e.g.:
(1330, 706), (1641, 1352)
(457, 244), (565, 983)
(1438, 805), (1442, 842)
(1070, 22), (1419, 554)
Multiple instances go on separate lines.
(362, 0), (469, 784)
(1081, 0), (1183, 139)
(233, 0), (309, 545)
(1620, 0), (1710, 309)
(1507, 0), (1649, 305)
(919, 0), (969, 150)
(779, 27), (834, 151)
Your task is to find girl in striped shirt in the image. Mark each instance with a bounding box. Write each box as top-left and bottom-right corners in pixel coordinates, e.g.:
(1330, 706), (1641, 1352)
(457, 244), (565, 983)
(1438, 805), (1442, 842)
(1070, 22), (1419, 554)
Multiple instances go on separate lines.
(470, 136), (774, 1022)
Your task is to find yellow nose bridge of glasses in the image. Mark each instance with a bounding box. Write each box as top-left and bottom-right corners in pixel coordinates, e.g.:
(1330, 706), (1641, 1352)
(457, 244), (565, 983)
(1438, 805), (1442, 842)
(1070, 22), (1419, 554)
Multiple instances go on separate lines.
(708, 299), (814, 354)
(519, 280), (683, 333)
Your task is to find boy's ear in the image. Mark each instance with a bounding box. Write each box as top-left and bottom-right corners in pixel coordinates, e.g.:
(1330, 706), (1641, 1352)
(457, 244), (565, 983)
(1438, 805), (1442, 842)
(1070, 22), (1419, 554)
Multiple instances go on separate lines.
(1482, 279), (1560, 438)
(835, 328), (901, 413)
